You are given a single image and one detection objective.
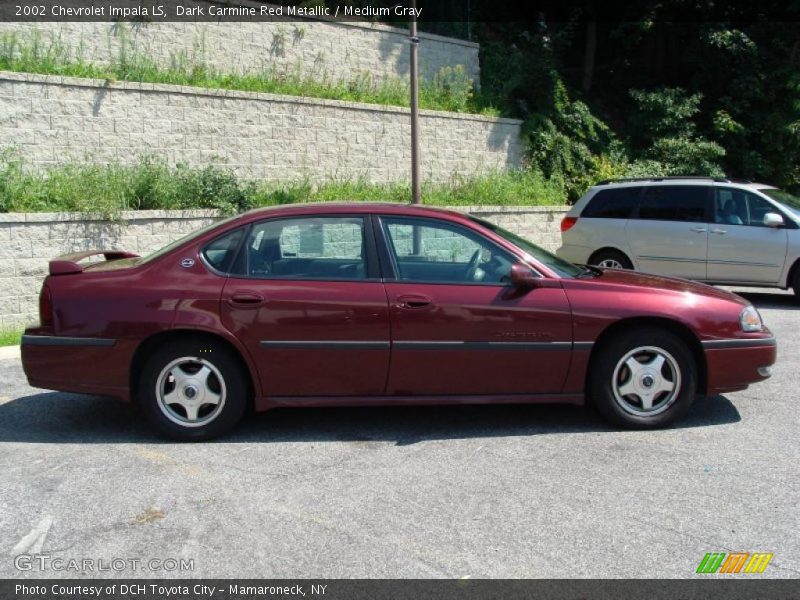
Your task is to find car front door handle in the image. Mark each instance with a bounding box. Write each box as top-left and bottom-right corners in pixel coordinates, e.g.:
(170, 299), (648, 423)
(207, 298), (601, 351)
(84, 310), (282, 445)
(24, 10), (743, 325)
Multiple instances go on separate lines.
(711, 228), (728, 235)
(228, 292), (265, 306)
(691, 226), (708, 233)
(396, 294), (433, 309)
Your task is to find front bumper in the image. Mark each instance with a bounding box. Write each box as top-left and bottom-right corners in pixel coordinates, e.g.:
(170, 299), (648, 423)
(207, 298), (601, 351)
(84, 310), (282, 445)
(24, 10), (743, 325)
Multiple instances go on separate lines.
(703, 335), (777, 394)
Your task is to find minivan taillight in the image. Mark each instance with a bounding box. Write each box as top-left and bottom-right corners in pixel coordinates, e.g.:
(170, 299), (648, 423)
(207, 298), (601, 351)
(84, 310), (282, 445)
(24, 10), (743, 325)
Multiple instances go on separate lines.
(39, 285), (53, 327)
(560, 216), (578, 232)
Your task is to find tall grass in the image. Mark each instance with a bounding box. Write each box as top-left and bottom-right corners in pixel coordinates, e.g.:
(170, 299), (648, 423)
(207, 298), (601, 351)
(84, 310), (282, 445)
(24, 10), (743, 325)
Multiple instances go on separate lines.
(0, 30), (499, 116)
(0, 329), (22, 347)
(0, 152), (566, 215)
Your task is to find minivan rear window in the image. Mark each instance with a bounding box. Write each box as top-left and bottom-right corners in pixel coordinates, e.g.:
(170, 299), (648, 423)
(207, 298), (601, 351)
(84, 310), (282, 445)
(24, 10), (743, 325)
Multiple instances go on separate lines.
(581, 187), (641, 218)
(638, 186), (708, 222)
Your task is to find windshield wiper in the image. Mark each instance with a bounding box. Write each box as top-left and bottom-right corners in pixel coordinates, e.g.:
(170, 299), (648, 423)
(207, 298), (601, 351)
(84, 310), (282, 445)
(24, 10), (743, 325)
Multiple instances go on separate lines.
(577, 264), (603, 278)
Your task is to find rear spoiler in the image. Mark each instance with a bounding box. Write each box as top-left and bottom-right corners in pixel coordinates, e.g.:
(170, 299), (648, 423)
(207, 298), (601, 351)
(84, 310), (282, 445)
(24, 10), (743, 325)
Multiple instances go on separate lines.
(49, 250), (140, 275)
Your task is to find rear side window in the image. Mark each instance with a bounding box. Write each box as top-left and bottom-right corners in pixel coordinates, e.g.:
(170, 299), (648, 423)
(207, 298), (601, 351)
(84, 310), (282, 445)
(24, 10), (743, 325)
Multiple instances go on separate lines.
(245, 216), (368, 280)
(638, 186), (709, 222)
(582, 187), (641, 218)
(201, 228), (245, 274)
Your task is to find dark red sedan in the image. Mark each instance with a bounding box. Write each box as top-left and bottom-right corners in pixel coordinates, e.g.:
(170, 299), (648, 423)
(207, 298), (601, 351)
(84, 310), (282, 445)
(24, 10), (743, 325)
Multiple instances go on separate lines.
(22, 203), (776, 440)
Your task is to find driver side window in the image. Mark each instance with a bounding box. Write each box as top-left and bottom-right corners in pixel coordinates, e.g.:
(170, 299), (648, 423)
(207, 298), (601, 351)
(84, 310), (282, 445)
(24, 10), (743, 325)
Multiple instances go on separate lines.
(380, 216), (513, 284)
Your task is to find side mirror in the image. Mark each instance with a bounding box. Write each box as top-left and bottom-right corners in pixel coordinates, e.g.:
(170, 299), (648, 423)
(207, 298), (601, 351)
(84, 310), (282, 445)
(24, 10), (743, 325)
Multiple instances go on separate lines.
(763, 212), (784, 228)
(509, 263), (539, 289)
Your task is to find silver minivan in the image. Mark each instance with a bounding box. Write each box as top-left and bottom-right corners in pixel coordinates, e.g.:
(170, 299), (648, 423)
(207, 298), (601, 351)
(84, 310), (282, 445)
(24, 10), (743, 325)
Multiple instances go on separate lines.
(556, 177), (800, 297)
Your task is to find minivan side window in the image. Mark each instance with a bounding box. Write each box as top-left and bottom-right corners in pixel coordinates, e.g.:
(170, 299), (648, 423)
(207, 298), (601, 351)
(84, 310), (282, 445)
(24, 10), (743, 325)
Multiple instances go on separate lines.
(715, 188), (783, 227)
(638, 186), (709, 222)
(582, 187), (641, 218)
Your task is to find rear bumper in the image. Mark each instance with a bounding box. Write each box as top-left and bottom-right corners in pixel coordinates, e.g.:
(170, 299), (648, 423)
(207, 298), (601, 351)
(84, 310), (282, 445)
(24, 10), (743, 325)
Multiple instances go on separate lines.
(21, 331), (134, 401)
(703, 336), (777, 394)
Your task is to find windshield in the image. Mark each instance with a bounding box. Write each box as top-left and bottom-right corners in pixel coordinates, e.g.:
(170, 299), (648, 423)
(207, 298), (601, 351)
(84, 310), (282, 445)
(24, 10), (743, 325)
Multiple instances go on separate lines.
(470, 216), (585, 278)
(139, 215), (239, 264)
(760, 188), (800, 216)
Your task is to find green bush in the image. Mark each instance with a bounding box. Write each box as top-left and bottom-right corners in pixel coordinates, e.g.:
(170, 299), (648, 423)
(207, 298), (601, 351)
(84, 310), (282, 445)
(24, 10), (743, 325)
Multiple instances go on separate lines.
(0, 30), (498, 116)
(0, 152), (566, 214)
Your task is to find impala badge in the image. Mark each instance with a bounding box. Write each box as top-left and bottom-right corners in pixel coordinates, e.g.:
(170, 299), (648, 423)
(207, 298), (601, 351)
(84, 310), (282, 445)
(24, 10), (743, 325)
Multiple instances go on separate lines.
(180, 258), (195, 268)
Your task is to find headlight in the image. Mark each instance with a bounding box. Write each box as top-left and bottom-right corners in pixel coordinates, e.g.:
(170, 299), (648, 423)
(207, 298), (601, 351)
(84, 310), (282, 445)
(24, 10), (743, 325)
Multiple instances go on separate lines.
(740, 305), (764, 332)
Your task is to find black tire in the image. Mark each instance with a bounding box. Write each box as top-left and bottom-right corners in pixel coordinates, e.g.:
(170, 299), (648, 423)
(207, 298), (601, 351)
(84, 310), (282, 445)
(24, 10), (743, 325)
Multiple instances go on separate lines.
(589, 249), (633, 270)
(792, 267), (800, 304)
(588, 328), (696, 429)
(139, 338), (250, 441)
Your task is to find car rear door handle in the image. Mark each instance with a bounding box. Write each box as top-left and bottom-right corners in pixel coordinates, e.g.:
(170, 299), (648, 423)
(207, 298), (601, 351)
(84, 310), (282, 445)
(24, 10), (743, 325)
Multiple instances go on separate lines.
(228, 292), (265, 306)
(396, 294), (433, 309)
(711, 228), (728, 235)
(691, 226), (708, 233)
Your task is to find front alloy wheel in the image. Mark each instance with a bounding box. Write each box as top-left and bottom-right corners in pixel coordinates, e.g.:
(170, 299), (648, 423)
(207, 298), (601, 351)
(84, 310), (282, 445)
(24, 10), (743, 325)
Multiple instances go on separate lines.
(611, 346), (681, 417)
(589, 328), (696, 429)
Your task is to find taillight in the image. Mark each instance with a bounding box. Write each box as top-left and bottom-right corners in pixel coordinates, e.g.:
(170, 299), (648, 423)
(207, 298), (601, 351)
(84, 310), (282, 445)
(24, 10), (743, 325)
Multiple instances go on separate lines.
(560, 216), (578, 232)
(39, 285), (53, 327)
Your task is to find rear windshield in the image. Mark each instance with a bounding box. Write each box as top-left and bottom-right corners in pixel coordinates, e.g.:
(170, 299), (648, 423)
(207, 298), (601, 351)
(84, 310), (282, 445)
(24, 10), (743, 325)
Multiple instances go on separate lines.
(582, 187), (641, 218)
(139, 215), (238, 264)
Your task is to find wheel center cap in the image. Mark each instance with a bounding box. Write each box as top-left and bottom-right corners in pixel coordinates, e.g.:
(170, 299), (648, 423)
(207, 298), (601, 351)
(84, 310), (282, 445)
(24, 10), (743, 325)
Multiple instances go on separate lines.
(183, 384), (199, 399)
(641, 375), (655, 388)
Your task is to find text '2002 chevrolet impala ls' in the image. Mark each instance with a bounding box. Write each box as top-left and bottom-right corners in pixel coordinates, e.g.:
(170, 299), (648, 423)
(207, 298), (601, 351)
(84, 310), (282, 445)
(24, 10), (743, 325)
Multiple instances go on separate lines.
(21, 203), (776, 440)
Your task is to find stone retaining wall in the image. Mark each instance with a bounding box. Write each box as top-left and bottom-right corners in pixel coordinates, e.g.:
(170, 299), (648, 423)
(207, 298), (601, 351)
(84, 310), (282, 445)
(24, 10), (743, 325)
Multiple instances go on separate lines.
(0, 71), (523, 183)
(0, 13), (479, 84)
(0, 206), (569, 327)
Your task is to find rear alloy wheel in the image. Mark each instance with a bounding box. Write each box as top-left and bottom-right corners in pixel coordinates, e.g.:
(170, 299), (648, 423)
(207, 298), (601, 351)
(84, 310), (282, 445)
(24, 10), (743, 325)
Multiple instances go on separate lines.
(589, 249), (633, 270)
(139, 339), (249, 441)
(589, 328), (696, 428)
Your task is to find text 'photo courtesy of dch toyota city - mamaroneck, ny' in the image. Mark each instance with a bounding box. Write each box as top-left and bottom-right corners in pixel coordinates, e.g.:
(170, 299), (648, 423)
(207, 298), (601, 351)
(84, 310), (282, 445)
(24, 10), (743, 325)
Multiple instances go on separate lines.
(0, 0), (798, 598)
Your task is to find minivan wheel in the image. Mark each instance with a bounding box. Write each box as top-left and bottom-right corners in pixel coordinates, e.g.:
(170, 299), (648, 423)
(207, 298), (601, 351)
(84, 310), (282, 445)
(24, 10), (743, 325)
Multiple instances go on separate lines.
(139, 339), (249, 441)
(792, 268), (800, 303)
(588, 328), (696, 429)
(589, 249), (633, 270)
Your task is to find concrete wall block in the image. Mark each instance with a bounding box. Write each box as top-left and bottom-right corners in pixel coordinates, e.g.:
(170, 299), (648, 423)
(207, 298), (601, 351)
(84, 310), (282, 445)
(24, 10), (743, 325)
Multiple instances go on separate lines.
(0, 239), (33, 258)
(13, 258), (48, 277)
(0, 259), (15, 276)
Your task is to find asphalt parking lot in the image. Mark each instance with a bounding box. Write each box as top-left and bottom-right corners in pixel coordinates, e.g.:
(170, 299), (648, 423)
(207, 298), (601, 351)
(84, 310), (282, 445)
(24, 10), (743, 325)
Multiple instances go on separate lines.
(0, 288), (798, 579)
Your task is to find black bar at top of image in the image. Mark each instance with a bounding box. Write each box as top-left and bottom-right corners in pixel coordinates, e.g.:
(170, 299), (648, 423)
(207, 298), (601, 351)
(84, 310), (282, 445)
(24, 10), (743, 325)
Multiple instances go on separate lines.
(2, 579), (800, 600)
(0, 0), (799, 23)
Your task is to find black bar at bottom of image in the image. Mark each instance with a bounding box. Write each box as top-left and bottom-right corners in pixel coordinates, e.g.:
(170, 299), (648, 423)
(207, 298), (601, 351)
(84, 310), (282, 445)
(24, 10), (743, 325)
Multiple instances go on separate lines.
(2, 579), (799, 600)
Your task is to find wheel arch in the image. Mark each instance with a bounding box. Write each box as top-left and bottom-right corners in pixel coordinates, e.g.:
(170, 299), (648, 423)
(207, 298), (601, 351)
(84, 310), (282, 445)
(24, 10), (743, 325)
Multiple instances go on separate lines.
(785, 256), (800, 290)
(587, 316), (707, 394)
(129, 328), (259, 403)
(588, 246), (634, 267)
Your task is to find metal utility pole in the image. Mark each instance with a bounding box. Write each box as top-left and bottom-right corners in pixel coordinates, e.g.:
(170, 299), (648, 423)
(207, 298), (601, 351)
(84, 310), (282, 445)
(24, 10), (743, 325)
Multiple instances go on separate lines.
(409, 0), (421, 204)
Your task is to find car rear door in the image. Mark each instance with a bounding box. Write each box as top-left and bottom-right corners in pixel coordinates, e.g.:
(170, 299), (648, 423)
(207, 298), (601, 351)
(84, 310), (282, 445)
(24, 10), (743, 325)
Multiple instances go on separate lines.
(219, 214), (391, 398)
(376, 215), (573, 396)
(625, 185), (710, 279)
(706, 187), (788, 284)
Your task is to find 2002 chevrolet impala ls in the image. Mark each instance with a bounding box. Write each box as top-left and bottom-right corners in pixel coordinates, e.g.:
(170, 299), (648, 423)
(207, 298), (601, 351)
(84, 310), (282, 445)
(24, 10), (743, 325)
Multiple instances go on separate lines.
(21, 203), (776, 440)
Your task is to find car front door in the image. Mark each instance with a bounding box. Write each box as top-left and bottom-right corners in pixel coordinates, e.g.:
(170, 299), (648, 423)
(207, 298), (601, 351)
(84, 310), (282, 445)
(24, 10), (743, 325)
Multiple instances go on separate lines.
(219, 215), (391, 398)
(376, 215), (573, 396)
(625, 185), (710, 279)
(706, 188), (789, 284)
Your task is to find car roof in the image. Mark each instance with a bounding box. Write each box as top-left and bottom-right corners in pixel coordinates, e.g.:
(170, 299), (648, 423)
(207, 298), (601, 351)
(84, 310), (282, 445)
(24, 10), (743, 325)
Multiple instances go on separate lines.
(239, 201), (469, 221)
(591, 178), (776, 191)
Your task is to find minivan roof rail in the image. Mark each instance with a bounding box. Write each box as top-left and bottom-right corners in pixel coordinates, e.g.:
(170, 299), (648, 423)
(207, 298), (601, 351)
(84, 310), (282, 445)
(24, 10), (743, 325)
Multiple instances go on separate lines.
(595, 176), (752, 185)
